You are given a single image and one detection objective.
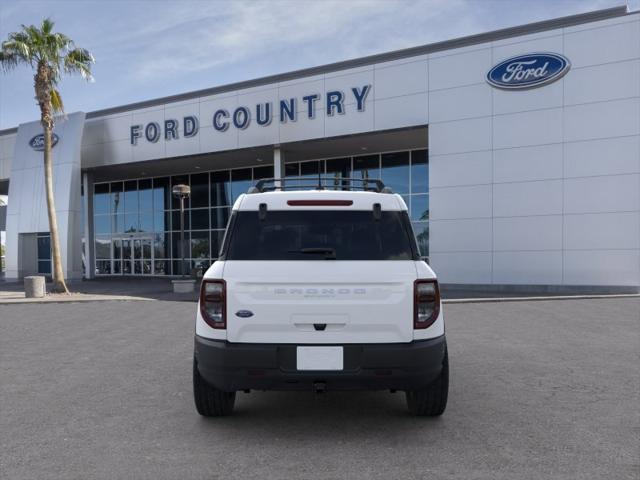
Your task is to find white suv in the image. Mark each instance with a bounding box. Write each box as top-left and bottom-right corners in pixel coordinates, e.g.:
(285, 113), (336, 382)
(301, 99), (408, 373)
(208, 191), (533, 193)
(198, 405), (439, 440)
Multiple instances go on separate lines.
(193, 178), (448, 416)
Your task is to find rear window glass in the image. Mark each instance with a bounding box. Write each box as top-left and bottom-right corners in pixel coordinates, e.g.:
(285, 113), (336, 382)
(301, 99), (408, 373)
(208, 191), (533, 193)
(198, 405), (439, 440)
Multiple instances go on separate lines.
(224, 210), (417, 260)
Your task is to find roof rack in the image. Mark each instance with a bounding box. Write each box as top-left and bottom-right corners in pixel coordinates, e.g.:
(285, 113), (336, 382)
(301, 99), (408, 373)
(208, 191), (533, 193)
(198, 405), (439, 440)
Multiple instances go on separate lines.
(248, 177), (392, 194)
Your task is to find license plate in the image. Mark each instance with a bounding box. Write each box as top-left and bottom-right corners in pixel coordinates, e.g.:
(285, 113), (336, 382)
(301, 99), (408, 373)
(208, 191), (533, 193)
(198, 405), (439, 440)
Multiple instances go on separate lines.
(296, 346), (343, 371)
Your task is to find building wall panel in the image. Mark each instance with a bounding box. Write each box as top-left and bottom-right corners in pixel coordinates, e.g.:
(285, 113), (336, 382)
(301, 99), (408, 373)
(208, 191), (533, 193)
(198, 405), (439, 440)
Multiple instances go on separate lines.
(563, 250), (640, 286)
(564, 59), (640, 105)
(563, 98), (640, 143)
(429, 252), (493, 284)
(429, 218), (492, 253)
(373, 93), (428, 131)
(493, 180), (563, 217)
(493, 143), (563, 183)
(564, 212), (640, 250)
(429, 184), (492, 220)
(429, 116), (492, 155)
(429, 83), (492, 123)
(493, 251), (563, 285)
(493, 215), (563, 252)
(374, 60), (428, 100)
(564, 174), (640, 214)
(493, 108), (563, 149)
(564, 20), (640, 68)
(564, 135), (640, 178)
(428, 48), (492, 91)
(429, 150), (492, 188)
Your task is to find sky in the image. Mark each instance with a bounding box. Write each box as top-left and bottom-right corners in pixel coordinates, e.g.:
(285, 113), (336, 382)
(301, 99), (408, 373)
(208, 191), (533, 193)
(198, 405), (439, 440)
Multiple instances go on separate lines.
(0, 0), (636, 130)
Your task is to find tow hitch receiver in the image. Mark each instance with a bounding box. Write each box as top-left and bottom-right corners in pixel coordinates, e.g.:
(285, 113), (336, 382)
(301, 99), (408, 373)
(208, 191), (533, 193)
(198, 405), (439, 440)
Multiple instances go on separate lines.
(313, 381), (327, 394)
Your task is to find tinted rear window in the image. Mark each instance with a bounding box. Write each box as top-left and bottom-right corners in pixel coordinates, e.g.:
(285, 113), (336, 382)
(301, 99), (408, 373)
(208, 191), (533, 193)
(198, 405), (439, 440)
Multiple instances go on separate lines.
(224, 210), (418, 260)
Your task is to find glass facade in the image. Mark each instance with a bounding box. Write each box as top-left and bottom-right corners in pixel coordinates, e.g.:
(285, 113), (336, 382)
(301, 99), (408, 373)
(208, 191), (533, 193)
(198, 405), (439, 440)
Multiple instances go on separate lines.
(92, 149), (428, 275)
(93, 165), (270, 275)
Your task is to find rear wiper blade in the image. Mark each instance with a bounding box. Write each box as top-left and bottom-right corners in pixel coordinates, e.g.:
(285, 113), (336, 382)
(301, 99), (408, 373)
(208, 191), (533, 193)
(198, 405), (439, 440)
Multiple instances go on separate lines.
(288, 247), (337, 259)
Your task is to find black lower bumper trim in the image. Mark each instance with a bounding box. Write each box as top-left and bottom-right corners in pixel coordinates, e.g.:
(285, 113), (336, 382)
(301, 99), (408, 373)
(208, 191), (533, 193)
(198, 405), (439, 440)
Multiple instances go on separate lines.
(194, 335), (446, 392)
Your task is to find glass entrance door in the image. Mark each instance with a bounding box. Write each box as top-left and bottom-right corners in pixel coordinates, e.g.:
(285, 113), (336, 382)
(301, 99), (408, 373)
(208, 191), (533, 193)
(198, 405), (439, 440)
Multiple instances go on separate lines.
(133, 238), (153, 274)
(114, 237), (153, 275)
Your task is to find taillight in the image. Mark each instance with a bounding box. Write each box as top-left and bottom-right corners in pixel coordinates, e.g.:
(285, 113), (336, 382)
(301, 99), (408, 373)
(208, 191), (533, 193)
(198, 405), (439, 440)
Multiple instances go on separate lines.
(200, 279), (226, 329)
(414, 279), (440, 329)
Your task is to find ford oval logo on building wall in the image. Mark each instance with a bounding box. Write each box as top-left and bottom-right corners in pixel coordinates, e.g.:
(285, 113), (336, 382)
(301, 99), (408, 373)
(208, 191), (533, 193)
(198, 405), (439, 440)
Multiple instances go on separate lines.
(487, 53), (570, 90)
(29, 133), (59, 151)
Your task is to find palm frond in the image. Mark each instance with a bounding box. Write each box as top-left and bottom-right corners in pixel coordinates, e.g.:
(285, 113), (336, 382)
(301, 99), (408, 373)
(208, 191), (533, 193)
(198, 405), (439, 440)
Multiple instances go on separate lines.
(2, 36), (33, 62)
(21, 24), (43, 56)
(46, 33), (70, 67)
(0, 50), (19, 70)
(8, 31), (33, 49)
(64, 47), (94, 81)
(53, 32), (71, 50)
(41, 18), (55, 35)
(50, 88), (64, 114)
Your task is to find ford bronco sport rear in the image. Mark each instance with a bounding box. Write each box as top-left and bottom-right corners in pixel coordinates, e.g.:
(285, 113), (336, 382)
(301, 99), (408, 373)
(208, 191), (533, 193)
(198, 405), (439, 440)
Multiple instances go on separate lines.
(193, 178), (448, 417)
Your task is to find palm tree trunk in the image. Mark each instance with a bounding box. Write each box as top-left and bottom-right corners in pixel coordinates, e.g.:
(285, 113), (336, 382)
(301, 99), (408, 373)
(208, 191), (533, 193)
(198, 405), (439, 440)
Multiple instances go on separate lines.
(43, 123), (69, 294)
(35, 62), (69, 294)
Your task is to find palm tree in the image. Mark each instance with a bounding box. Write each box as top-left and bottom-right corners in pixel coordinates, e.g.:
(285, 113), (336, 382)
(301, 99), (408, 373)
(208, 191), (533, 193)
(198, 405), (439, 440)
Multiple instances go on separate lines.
(0, 19), (94, 293)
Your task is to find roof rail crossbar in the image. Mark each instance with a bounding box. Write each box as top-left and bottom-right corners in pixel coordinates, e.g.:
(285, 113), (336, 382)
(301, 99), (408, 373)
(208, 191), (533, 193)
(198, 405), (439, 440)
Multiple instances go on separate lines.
(250, 177), (391, 193)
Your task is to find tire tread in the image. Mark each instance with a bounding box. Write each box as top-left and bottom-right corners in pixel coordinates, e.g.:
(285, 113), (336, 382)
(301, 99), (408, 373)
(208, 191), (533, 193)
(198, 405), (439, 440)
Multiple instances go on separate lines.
(193, 359), (236, 417)
(406, 348), (449, 416)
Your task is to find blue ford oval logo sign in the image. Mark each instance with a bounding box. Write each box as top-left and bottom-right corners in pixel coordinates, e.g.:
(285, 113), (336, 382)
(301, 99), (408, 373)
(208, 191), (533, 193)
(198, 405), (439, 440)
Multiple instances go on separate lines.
(235, 310), (254, 318)
(487, 53), (570, 90)
(29, 133), (59, 151)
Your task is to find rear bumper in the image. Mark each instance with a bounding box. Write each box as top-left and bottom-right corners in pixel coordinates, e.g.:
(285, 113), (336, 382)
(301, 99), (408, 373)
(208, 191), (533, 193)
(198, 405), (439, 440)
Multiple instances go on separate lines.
(194, 335), (446, 392)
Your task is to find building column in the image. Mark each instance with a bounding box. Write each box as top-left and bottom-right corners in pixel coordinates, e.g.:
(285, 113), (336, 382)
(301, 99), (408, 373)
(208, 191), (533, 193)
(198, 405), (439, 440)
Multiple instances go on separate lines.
(82, 172), (95, 279)
(273, 146), (285, 188)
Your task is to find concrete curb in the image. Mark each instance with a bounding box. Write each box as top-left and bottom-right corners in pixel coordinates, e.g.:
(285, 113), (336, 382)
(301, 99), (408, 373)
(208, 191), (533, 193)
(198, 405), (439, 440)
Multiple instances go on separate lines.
(0, 295), (154, 304)
(443, 293), (640, 304)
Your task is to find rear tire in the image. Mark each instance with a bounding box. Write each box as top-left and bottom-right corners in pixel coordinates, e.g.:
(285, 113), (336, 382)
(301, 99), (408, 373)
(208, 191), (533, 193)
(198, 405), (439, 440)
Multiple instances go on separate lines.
(193, 358), (236, 417)
(405, 347), (449, 416)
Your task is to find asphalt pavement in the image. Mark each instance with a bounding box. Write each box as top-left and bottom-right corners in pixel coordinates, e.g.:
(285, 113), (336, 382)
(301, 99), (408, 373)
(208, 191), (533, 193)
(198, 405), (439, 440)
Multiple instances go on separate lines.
(1, 297), (638, 479)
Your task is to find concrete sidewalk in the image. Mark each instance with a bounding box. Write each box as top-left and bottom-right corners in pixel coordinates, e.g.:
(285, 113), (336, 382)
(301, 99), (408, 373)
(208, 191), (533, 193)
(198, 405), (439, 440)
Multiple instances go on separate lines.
(0, 290), (153, 303)
(0, 277), (199, 304)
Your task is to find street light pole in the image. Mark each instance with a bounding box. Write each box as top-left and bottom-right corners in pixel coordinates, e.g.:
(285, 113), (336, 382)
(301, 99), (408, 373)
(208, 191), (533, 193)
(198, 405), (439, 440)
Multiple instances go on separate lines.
(180, 195), (185, 277)
(172, 184), (191, 278)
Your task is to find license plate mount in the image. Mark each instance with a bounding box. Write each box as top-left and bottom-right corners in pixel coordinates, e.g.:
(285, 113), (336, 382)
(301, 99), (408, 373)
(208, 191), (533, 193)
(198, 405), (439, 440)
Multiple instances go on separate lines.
(296, 346), (344, 371)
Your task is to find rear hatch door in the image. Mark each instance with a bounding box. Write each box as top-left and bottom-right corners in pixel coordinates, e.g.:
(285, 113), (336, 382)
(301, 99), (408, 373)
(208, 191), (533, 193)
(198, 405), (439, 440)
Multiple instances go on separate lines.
(224, 260), (417, 344)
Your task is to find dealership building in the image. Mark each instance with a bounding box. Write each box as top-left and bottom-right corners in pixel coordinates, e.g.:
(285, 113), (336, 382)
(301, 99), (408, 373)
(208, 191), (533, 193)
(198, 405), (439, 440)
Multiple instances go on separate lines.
(0, 6), (638, 292)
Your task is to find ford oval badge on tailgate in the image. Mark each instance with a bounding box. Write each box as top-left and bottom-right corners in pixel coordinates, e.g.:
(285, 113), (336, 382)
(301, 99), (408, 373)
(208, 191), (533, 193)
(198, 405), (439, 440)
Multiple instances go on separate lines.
(235, 310), (254, 318)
